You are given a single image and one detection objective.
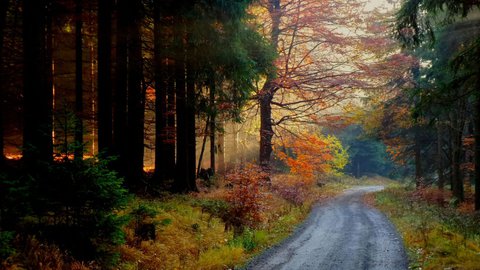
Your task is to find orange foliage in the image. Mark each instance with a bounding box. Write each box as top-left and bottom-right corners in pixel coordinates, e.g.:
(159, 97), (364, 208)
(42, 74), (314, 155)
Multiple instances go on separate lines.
(276, 133), (346, 181)
(224, 164), (269, 231)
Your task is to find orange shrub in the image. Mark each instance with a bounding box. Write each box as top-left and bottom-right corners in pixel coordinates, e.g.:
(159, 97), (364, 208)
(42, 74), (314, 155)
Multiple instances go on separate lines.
(224, 164), (269, 234)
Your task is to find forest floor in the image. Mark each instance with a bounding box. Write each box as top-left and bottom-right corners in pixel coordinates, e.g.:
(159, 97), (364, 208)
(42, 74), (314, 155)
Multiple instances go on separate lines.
(367, 186), (480, 270)
(245, 185), (408, 270)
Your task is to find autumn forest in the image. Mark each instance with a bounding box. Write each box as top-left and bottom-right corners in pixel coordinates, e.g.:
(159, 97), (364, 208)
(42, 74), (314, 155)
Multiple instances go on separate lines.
(1, 0), (480, 269)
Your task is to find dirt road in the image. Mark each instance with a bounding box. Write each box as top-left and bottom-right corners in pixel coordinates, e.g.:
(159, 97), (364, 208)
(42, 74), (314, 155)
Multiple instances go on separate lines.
(246, 186), (408, 270)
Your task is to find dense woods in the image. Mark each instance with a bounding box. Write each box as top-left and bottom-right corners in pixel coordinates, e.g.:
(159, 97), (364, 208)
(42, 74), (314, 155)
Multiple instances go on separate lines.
(0, 0), (479, 268)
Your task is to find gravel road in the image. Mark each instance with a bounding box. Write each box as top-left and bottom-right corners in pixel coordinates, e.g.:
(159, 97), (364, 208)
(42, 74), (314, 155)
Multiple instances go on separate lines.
(245, 186), (408, 270)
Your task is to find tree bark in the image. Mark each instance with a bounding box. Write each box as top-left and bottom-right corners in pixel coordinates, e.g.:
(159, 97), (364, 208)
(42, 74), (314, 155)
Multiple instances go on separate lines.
(126, 0), (145, 186)
(259, 82), (274, 170)
(475, 87), (480, 210)
(74, 0), (83, 161)
(166, 55), (176, 180)
(0, 0), (8, 164)
(186, 34), (197, 191)
(23, 0), (53, 167)
(113, 0), (128, 175)
(209, 72), (216, 174)
(174, 18), (188, 192)
(414, 127), (423, 188)
(153, 1), (168, 184)
(97, 0), (113, 155)
(218, 120), (225, 173)
(258, 0), (281, 171)
(437, 122), (445, 190)
(451, 109), (465, 202)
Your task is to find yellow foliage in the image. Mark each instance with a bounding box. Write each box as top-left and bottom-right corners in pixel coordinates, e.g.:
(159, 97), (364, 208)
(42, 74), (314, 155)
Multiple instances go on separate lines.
(197, 246), (245, 270)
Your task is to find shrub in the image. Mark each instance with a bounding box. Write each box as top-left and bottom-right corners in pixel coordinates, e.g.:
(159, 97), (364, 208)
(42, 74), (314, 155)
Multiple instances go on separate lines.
(0, 157), (130, 268)
(224, 165), (268, 235)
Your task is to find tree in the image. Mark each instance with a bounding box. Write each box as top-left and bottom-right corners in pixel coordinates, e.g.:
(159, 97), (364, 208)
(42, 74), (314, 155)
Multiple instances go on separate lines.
(0, 0), (8, 165)
(153, 0), (168, 185)
(23, 0), (53, 167)
(253, 0), (364, 171)
(97, 0), (113, 155)
(126, 0), (145, 185)
(396, 0), (480, 207)
(74, 0), (83, 161)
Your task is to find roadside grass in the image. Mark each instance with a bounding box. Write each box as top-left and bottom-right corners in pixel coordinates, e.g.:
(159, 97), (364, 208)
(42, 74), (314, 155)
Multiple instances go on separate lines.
(1, 173), (391, 270)
(117, 173), (370, 270)
(368, 187), (480, 270)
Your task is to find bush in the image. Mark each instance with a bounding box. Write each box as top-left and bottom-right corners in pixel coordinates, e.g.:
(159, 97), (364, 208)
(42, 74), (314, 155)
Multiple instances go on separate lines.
(0, 157), (130, 268)
(224, 165), (268, 235)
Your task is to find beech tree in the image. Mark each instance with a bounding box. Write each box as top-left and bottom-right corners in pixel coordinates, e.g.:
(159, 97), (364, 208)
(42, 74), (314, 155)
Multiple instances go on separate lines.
(252, 0), (366, 170)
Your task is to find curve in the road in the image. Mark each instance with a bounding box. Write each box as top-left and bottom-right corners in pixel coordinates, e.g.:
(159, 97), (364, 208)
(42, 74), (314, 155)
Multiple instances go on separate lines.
(245, 186), (408, 270)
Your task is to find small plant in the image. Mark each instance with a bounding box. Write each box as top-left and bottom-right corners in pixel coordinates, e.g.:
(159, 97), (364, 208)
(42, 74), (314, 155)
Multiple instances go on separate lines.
(224, 164), (268, 235)
(130, 204), (158, 242)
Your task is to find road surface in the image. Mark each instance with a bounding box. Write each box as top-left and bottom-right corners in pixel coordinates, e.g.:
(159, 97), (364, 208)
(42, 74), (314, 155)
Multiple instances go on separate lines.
(246, 186), (408, 270)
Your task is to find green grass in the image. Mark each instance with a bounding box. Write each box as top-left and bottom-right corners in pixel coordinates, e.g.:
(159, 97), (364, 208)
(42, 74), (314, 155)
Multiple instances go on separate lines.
(371, 187), (480, 270)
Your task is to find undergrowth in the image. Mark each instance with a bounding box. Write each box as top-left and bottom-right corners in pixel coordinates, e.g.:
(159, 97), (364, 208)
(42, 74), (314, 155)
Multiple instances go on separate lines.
(370, 187), (480, 270)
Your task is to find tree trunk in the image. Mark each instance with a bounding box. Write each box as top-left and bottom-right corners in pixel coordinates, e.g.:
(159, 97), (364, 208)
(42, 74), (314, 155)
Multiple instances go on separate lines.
(113, 0), (128, 175)
(174, 18), (188, 192)
(259, 83), (274, 170)
(74, 0), (83, 161)
(209, 73), (216, 174)
(475, 88), (480, 210)
(97, 0), (113, 155)
(218, 120), (225, 174)
(166, 55), (176, 180)
(259, 0), (281, 171)
(23, 0), (53, 167)
(186, 35), (197, 191)
(451, 110), (465, 202)
(126, 0), (145, 186)
(197, 118), (209, 177)
(0, 0), (8, 164)
(153, 2), (168, 184)
(437, 122), (445, 190)
(414, 127), (423, 188)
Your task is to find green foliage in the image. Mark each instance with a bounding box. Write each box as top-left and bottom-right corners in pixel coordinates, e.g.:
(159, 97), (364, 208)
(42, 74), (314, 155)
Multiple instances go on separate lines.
(0, 231), (15, 259)
(0, 157), (131, 268)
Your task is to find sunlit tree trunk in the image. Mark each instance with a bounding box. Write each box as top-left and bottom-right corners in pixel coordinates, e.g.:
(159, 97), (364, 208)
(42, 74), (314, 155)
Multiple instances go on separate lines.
(23, 0), (53, 167)
(74, 0), (83, 161)
(0, 0), (7, 164)
(97, 0), (113, 155)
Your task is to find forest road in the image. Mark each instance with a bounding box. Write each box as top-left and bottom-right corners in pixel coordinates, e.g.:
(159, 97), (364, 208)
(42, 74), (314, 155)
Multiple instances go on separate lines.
(245, 186), (408, 270)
